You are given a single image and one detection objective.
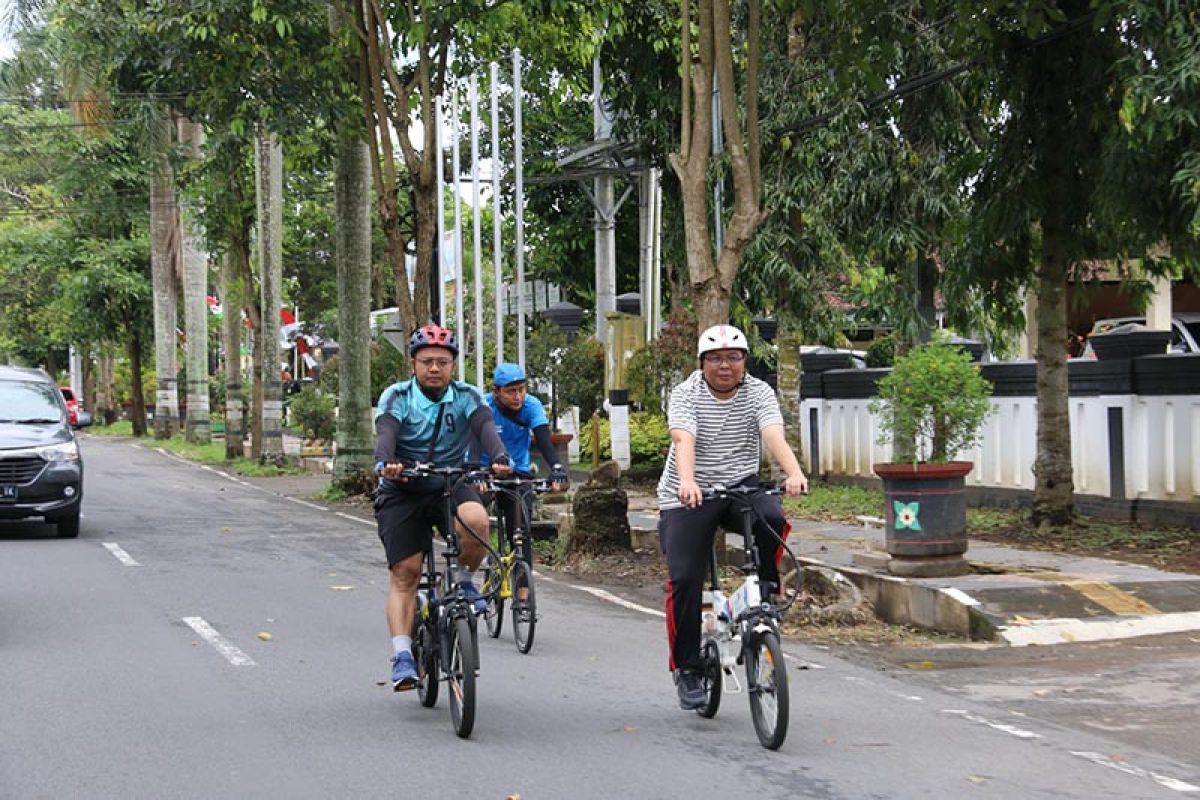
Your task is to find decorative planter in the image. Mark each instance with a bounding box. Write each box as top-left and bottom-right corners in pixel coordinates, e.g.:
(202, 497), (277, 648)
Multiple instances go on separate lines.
(872, 461), (974, 577)
(1089, 325), (1171, 361)
(550, 432), (573, 468)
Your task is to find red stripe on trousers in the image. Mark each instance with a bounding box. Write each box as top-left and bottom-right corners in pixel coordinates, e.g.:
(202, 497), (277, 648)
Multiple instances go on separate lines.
(665, 579), (677, 672)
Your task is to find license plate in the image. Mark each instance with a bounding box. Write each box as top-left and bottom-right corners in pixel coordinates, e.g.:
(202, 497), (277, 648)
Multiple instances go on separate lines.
(0, 485), (15, 502)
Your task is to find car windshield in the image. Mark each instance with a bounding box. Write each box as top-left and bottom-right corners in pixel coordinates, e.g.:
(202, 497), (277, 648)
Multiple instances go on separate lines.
(0, 381), (65, 423)
(1186, 322), (1200, 351)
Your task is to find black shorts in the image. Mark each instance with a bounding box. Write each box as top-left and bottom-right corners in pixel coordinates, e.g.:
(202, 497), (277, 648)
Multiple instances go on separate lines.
(374, 481), (487, 568)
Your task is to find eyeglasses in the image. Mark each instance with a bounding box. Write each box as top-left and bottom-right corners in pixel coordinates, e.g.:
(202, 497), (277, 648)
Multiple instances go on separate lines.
(702, 352), (746, 365)
(415, 356), (454, 369)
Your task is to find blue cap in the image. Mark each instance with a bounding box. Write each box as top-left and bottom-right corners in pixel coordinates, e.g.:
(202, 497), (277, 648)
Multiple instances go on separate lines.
(493, 362), (526, 387)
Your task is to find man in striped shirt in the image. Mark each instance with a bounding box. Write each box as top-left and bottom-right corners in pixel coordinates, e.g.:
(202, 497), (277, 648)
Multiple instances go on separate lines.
(657, 324), (809, 711)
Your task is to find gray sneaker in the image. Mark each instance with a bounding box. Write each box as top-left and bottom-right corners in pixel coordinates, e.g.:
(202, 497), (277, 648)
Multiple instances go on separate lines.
(675, 669), (706, 710)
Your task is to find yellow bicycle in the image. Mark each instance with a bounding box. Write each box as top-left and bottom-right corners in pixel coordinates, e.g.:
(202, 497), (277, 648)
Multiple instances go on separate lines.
(479, 476), (550, 654)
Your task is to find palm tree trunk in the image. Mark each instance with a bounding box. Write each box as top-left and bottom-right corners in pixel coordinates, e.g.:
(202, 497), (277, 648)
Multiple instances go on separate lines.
(220, 251), (245, 459)
(255, 128), (285, 461)
(333, 133), (375, 481)
(150, 129), (179, 439)
(180, 119), (212, 444)
(129, 329), (147, 438)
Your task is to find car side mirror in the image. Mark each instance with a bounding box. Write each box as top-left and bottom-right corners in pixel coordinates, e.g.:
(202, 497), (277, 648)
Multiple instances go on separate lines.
(74, 411), (93, 428)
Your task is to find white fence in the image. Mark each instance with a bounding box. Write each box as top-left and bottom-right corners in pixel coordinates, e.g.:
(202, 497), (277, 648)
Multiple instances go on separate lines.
(800, 392), (1200, 503)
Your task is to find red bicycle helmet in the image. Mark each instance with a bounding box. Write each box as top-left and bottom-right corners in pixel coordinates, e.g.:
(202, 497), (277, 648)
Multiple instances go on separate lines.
(409, 324), (459, 357)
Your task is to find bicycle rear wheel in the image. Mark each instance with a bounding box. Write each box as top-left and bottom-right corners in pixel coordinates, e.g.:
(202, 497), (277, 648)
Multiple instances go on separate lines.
(696, 638), (723, 718)
(447, 616), (477, 738)
(745, 629), (789, 750)
(510, 559), (536, 654)
(413, 619), (439, 708)
(480, 554), (505, 638)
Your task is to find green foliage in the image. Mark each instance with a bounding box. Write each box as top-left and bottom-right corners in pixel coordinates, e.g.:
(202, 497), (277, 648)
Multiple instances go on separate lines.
(626, 310), (696, 414)
(287, 385), (336, 441)
(864, 334), (896, 368)
(525, 323), (606, 424)
(578, 412), (670, 466)
(869, 338), (994, 464)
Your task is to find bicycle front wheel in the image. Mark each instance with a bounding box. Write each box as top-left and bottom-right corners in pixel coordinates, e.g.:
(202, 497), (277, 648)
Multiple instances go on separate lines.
(745, 629), (789, 750)
(510, 559), (536, 654)
(480, 554), (505, 639)
(697, 638), (723, 719)
(447, 616), (477, 738)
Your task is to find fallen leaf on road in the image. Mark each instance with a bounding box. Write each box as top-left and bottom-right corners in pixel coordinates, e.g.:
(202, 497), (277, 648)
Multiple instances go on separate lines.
(329, 585), (355, 591)
(1060, 632), (1076, 642)
(904, 660), (936, 670)
(506, 794), (522, 800)
(257, 631), (272, 641)
(1011, 615), (1031, 625)
(1009, 709), (1028, 717)
(1032, 689), (1052, 697)
(622, 725), (638, 733)
(967, 775), (989, 784)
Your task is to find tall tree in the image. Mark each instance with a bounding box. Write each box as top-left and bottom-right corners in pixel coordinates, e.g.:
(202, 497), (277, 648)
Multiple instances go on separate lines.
(255, 130), (285, 460)
(179, 117), (211, 443)
(329, 3), (375, 482)
(670, 0), (765, 327)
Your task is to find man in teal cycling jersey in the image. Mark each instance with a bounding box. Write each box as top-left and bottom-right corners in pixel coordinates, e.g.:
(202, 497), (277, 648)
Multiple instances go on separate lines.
(373, 324), (512, 690)
(479, 363), (569, 564)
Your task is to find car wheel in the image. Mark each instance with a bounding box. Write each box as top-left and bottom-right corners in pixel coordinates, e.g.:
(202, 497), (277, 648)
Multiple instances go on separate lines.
(56, 514), (80, 539)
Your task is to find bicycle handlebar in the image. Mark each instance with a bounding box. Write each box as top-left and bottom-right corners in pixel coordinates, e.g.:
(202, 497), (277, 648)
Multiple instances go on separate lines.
(700, 482), (783, 500)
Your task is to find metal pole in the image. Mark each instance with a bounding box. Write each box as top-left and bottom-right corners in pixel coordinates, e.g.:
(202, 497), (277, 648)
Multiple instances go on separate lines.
(651, 167), (663, 339)
(513, 48), (526, 368)
(451, 94), (465, 381)
(470, 75), (484, 389)
(435, 96), (446, 326)
(490, 62), (504, 366)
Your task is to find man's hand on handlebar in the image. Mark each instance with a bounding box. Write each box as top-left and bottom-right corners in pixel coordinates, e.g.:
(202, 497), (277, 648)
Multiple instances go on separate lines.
(377, 460), (412, 482)
(489, 453), (514, 478)
(549, 464), (569, 493)
(677, 478), (703, 509)
(783, 471), (809, 497)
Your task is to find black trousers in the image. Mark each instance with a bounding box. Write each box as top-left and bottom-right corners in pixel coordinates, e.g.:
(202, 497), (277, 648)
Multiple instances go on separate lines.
(658, 476), (789, 672)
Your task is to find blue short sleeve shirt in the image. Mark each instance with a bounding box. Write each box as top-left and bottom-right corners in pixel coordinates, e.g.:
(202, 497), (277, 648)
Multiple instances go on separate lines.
(482, 393), (548, 473)
(374, 378), (487, 466)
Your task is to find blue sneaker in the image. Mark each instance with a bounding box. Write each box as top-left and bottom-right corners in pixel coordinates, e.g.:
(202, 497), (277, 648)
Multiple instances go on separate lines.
(459, 581), (488, 614)
(391, 651), (418, 691)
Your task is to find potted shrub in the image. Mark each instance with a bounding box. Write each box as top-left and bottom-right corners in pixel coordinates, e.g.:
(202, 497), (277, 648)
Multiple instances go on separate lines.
(868, 338), (994, 576)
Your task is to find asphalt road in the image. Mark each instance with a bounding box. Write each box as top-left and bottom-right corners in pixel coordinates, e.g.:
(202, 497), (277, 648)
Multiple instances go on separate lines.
(2, 436), (1197, 799)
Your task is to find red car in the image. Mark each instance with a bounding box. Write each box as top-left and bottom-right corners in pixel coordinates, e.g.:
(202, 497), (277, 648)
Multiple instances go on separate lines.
(59, 386), (79, 427)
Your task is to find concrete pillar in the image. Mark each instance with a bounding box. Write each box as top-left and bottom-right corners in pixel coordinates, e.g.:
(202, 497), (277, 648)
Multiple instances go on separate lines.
(1146, 274), (1173, 331)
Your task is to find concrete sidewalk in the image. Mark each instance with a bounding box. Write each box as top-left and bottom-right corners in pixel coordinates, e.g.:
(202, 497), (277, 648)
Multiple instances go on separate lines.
(628, 497), (1200, 646)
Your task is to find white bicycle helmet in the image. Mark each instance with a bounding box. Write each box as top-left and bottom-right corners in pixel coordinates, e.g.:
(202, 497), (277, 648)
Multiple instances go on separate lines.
(697, 324), (749, 356)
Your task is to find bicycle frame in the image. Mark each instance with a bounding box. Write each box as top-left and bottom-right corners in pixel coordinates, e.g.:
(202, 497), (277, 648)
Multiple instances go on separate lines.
(701, 484), (794, 693)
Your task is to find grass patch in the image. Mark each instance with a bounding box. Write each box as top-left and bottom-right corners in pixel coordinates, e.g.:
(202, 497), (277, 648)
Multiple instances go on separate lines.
(90, 427), (303, 477)
(316, 483), (351, 503)
(87, 420), (134, 437)
(785, 483), (882, 524)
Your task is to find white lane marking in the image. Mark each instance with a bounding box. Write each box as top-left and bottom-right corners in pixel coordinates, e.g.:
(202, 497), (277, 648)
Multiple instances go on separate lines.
(1000, 611), (1200, 646)
(182, 617), (256, 666)
(285, 496), (328, 512)
(1071, 751), (1200, 794)
(335, 511), (374, 527)
(942, 709), (1042, 739)
(538, 573), (666, 618)
(102, 542), (140, 567)
(844, 675), (921, 701)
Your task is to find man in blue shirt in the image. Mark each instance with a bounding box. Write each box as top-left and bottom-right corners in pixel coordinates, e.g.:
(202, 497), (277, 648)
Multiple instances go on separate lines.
(481, 363), (569, 565)
(373, 324), (512, 690)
